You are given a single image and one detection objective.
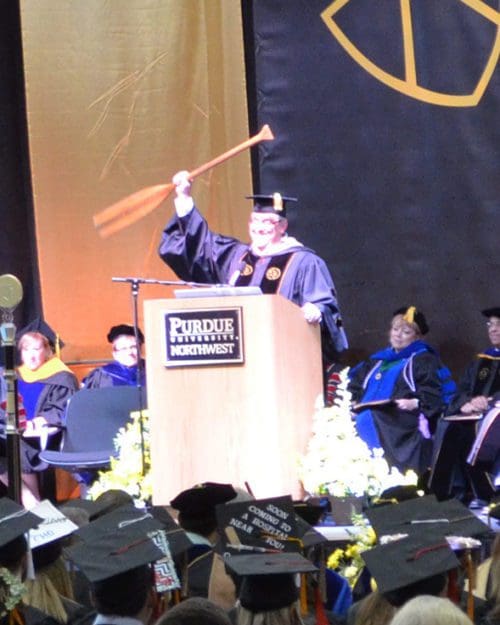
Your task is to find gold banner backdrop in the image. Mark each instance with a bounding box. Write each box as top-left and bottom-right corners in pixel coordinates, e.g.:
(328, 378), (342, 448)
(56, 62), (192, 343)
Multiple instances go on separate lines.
(19, 0), (251, 362)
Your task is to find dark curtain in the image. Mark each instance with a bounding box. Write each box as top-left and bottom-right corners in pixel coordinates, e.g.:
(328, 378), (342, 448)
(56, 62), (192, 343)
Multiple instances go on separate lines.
(242, 0), (500, 376)
(0, 1), (41, 331)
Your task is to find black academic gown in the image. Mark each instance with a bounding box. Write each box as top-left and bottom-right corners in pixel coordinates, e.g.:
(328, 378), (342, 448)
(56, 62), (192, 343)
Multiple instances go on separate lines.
(158, 206), (348, 357)
(429, 352), (500, 502)
(348, 343), (447, 475)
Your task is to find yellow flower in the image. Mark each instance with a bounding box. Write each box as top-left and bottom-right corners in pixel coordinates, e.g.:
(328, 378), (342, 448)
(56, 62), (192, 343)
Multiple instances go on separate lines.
(327, 548), (345, 570)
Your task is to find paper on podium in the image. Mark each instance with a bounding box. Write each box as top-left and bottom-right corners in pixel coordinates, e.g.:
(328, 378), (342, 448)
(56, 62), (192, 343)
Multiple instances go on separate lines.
(175, 286), (262, 298)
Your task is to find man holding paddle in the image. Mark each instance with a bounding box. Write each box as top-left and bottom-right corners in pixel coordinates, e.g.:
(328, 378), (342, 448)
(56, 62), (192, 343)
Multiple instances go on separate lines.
(158, 171), (348, 370)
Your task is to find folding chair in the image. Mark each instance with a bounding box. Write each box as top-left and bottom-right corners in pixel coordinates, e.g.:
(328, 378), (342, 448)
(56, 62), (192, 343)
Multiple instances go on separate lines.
(39, 386), (144, 473)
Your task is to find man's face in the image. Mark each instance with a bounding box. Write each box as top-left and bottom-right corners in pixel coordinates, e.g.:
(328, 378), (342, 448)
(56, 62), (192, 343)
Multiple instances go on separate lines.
(487, 315), (500, 349)
(248, 212), (288, 252)
(112, 335), (140, 367)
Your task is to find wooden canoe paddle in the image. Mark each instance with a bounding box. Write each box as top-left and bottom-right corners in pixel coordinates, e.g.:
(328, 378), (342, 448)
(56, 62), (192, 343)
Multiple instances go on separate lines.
(93, 124), (274, 238)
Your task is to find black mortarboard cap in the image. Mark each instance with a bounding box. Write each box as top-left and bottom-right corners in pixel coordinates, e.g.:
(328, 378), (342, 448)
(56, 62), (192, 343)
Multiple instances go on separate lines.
(0, 498), (42, 548)
(107, 324), (144, 344)
(482, 307), (500, 319)
(246, 193), (297, 217)
(17, 317), (64, 350)
(365, 494), (489, 540)
(361, 528), (458, 601)
(293, 501), (328, 549)
(148, 505), (193, 557)
(65, 528), (163, 582)
(374, 485), (421, 506)
(392, 306), (429, 335)
(74, 504), (164, 544)
(59, 497), (125, 522)
(170, 482), (236, 517)
(224, 552), (317, 612)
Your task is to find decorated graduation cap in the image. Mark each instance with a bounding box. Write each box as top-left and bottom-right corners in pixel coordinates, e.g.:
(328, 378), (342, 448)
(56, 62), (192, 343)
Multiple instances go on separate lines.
(29, 500), (79, 551)
(148, 505), (193, 558)
(224, 552), (317, 612)
(17, 317), (64, 351)
(392, 306), (429, 335)
(482, 307), (500, 319)
(361, 528), (459, 606)
(170, 482), (236, 518)
(246, 193), (297, 217)
(365, 494), (489, 540)
(216, 495), (299, 554)
(107, 324), (144, 344)
(0, 498), (42, 549)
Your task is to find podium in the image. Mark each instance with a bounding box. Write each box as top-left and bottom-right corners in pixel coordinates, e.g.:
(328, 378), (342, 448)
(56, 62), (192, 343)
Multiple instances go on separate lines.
(144, 294), (323, 503)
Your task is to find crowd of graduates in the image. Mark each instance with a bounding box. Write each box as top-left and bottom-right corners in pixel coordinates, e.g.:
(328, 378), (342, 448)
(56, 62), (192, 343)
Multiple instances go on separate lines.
(0, 481), (498, 625)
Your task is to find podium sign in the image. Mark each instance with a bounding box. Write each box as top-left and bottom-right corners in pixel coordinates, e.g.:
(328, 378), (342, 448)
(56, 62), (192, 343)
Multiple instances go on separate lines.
(163, 306), (244, 367)
(145, 294), (323, 503)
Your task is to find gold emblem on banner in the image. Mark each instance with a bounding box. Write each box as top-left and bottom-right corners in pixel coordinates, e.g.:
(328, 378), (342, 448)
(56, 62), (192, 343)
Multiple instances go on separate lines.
(241, 264), (253, 276)
(266, 267), (282, 281)
(321, 0), (500, 106)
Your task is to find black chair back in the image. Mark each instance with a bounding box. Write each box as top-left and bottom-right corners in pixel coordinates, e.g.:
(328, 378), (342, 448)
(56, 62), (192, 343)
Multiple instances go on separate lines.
(39, 386), (145, 470)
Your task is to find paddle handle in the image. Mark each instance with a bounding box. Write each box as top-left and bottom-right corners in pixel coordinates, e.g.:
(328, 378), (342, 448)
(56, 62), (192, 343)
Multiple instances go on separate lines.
(188, 124), (274, 180)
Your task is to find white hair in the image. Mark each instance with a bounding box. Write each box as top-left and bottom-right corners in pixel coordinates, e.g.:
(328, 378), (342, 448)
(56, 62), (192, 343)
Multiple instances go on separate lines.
(389, 596), (473, 625)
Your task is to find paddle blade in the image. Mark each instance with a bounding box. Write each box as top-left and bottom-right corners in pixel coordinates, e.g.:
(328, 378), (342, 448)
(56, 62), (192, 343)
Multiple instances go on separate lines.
(93, 183), (174, 237)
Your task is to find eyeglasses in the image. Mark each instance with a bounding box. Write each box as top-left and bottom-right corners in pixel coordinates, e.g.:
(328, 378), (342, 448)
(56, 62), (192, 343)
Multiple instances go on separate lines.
(486, 321), (500, 329)
(113, 345), (139, 352)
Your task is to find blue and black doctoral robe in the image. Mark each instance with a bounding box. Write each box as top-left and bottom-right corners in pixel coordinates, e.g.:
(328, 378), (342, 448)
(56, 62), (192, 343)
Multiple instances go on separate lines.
(348, 340), (455, 476)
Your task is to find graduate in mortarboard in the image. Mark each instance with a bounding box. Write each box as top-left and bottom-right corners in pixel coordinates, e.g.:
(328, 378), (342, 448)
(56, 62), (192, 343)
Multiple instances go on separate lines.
(158, 171), (348, 374)
(0, 497), (59, 625)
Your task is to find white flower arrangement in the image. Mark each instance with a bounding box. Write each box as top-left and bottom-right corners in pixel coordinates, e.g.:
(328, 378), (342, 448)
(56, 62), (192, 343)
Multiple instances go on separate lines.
(298, 368), (417, 498)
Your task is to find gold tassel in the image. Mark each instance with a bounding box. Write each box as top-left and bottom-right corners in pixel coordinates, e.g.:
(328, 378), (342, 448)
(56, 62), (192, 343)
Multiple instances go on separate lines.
(300, 573), (308, 615)
(403, 306), (416, 325)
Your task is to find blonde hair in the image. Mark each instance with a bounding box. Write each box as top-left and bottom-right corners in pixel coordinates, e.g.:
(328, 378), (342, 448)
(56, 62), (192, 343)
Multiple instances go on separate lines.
(23, 557), (76, 624)
(352, 591), (396, 625)
(234, 601), (304, 625)
(17, 332), (52, 357)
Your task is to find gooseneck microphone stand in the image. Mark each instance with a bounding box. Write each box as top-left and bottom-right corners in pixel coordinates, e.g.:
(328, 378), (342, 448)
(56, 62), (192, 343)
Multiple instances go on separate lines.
(111, 276), (209, 477)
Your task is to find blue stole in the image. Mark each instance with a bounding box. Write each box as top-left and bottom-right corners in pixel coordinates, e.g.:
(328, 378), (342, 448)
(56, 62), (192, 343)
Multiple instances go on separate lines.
(17, 379), (44, 421)
(101, 361), (145, 386)
(355, 341), (430, 450)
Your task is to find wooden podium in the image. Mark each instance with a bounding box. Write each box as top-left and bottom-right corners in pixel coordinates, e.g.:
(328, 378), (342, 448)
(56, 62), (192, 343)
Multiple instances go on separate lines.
(144, 294), (323, 504)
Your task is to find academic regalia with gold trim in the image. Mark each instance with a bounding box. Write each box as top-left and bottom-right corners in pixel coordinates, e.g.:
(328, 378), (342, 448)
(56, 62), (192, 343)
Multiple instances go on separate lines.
(429, 348), (500, 504)
(17, 359), (79, 428)
(158, 204), (347, 358)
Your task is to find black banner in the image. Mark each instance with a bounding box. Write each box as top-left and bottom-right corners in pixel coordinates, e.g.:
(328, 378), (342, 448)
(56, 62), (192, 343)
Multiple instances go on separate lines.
(245, 0), (500, 373)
